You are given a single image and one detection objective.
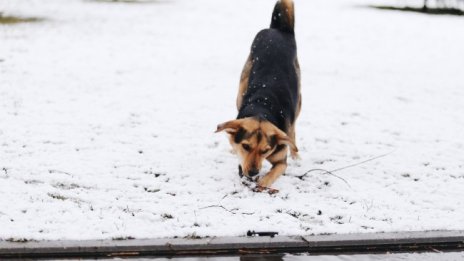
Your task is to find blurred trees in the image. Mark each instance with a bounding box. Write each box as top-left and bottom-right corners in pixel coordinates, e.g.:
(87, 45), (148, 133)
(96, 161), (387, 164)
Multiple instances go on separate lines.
(422, 0), (464, 10)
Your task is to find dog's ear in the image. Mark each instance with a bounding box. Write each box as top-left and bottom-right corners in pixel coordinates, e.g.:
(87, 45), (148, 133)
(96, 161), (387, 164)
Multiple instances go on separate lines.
(276, 133), (298, 154)
(215, 119), (243, 134)
(273, 127), (298, 155)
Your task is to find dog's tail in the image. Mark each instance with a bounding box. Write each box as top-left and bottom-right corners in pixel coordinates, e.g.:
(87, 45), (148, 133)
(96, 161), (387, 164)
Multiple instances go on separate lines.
(270, 0), (295, 33)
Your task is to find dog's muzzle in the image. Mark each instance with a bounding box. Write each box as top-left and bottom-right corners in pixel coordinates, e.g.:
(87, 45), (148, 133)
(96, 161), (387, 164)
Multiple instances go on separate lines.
(248, 168), (259, 177)
(238, 165), (260, 178)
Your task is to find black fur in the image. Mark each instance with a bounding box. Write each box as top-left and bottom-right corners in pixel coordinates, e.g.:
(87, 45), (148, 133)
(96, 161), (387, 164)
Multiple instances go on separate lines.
(234, 128), (247, 143)
(273, 144), (287, 154)
(270, 0), (294, 33)
(237, 2), (298, 133)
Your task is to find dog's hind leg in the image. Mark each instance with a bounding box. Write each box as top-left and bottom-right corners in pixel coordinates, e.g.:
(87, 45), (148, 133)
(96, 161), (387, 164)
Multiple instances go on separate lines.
(236, 54), (252, 110)
(289, 57), (301, 160)
(287, 123), (299, 160)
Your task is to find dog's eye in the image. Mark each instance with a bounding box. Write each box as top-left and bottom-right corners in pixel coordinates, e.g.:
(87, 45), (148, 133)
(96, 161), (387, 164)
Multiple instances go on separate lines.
(242, 144), (252, 151)
(261, 149), (270, 154)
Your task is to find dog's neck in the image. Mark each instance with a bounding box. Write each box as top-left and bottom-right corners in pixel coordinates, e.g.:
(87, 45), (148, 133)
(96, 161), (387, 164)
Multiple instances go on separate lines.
(237, 102), (285, 132)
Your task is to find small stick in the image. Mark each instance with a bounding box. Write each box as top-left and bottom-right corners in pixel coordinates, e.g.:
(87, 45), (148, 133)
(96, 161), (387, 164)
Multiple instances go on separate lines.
(48, 169), (73, 176)
(200, 205), (234, 214)
(295, 150), (395, 186)
(297, 168), (351, 187)
(200, 205), (254, 215)
(329, 151), (395, 173)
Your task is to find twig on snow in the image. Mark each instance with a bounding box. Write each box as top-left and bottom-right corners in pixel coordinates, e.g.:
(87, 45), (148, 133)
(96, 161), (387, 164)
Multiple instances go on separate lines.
(293, 150), (395, 187)
(296, 168), (351, 188)
(200, 204), (254, 215)
(48, 169), (73, 176)
(327, 150), (395, 174)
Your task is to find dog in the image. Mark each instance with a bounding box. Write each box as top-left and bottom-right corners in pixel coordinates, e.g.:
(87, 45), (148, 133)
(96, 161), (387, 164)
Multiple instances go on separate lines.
(216, 0), (301, 192)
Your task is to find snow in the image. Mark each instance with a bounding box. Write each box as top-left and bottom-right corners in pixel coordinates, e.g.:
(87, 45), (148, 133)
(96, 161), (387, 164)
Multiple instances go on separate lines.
(1, 0), (464, 240)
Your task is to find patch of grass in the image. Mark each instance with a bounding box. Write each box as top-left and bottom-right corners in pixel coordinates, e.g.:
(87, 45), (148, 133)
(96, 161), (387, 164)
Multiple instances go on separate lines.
(0, 13), (43, 25)
(5, 238), (30, 243)
(184, 232), (202, 239)
(162, 213), (174, 219)
(369, 5), (464, 16)
(47, 193), (67, 201)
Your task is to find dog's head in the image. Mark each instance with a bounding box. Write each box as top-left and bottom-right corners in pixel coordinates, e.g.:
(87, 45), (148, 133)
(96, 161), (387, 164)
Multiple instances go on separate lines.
(216, 117), (298, 177)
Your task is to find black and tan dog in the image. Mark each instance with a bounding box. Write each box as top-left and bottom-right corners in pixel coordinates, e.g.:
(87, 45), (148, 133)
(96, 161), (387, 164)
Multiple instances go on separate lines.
(216, 0), (301, 192)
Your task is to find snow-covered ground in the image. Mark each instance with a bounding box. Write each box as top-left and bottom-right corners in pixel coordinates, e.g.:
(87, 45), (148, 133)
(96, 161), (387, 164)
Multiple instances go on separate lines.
(1, 0), (464, 240)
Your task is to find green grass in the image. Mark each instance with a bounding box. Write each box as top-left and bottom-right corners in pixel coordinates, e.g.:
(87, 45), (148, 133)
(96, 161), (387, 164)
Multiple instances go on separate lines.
(0, 13), (43, 24)
(369, 5), (464, 16)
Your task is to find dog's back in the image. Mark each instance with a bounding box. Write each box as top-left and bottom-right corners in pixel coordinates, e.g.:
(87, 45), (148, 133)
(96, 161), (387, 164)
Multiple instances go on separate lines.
(237, 0), (300, 133)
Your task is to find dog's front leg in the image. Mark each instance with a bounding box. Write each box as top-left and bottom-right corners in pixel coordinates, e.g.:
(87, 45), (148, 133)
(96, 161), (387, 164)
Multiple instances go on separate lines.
(257, 161), (287, 189)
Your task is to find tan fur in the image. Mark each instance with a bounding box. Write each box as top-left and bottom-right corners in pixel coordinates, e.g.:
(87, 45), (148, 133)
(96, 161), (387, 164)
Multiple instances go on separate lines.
(258, 161), (287, 188)
(217, 118), (297, 186)
(226, 119), (272, 175)
(266, 145), (288, 164)
(281, 0), (295, 30)
(288, 56), (301, 160)
(237, 54), (253, 110)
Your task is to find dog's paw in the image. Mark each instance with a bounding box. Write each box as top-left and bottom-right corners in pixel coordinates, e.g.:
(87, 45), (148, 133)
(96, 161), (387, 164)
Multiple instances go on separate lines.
(253, 185), (279, 194)
(258, 175), (273, 188)
(252, 186), (266, 193)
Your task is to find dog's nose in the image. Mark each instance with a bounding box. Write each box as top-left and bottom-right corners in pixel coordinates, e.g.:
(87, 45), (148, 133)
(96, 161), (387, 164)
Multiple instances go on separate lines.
(248, 168), (259, 177)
